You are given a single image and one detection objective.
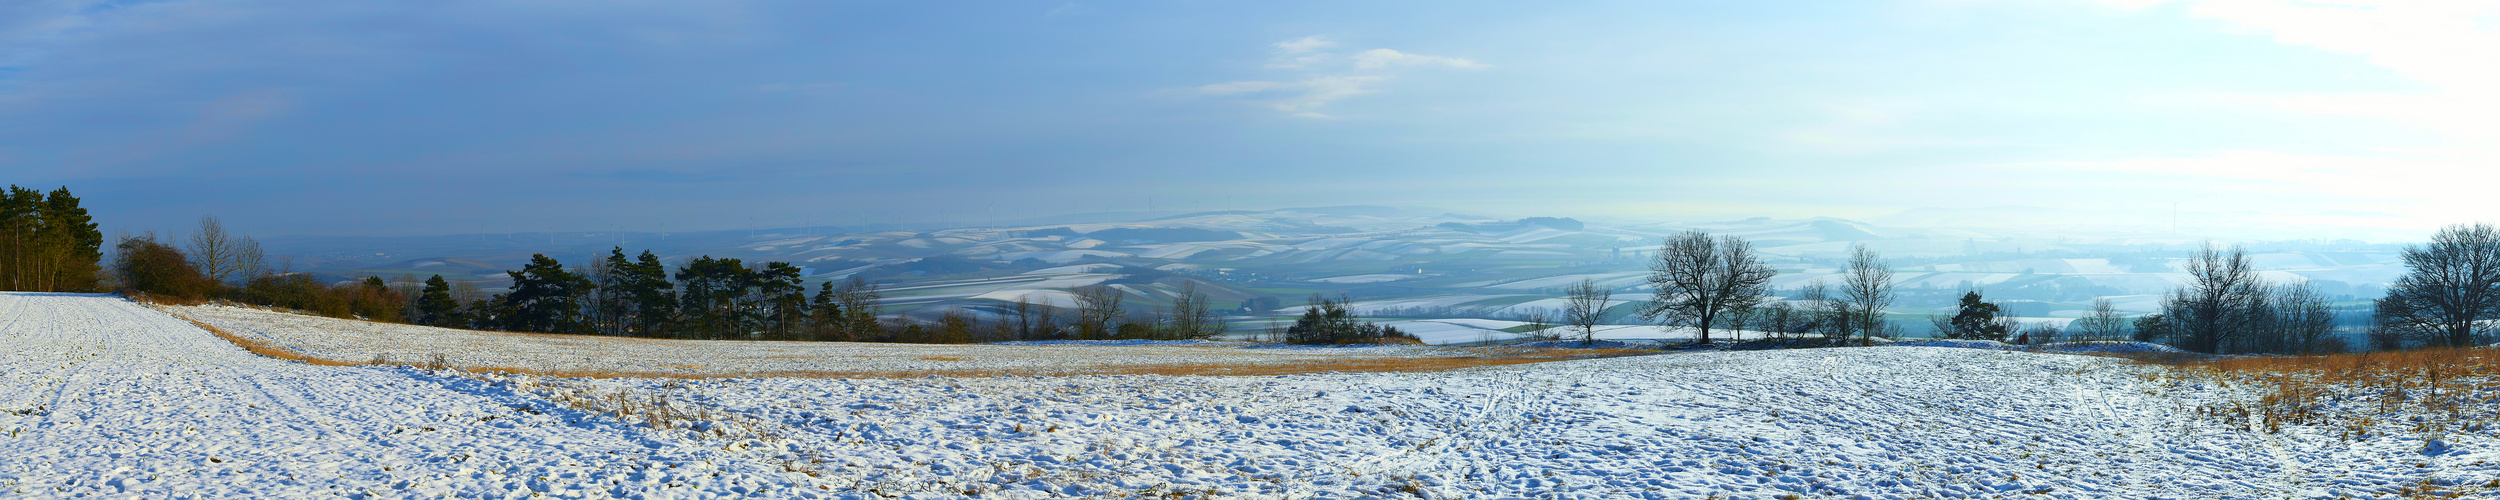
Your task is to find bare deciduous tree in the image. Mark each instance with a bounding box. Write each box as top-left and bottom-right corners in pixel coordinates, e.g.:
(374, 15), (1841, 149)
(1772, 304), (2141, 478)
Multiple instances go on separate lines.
(187, 215), (264, 286)
(1840, 244), (1897, 345)
(1073, 284), (1124, 340)
(2072, 297), (2127, 342)
(1165, 281), (1227, 340)
(1562, 278), (1613, 345)
(1753, 301), (1800, 339)
(2378, 223), (2500, 348)
(1801, 280), (1851, 343)
(2274, 282), (2338, 354)
(1011, 297), (1040, 340)
(2161, 242), (2263, 353)
(1638, 230), (1776, 345)
(1516, 307), (1557, 341)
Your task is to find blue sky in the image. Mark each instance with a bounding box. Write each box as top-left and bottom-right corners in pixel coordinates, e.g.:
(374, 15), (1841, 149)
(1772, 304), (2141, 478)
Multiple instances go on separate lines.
(0, 0), (2488, 237)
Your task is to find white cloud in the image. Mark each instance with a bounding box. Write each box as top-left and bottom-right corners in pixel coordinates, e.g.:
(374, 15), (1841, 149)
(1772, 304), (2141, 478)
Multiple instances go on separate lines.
(1204, 36), (1485, 118)
(1351, 48), (1487, 70)
(1197, 81), (1286, 94)
(1194, 77), (1381, 118)
(2105, 0), (2500, 141)
(1272, 35), (1335, 54)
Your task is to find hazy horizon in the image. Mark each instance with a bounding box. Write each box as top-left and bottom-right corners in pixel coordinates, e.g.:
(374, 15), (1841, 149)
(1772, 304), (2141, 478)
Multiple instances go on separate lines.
(7, 1), (2493, 241)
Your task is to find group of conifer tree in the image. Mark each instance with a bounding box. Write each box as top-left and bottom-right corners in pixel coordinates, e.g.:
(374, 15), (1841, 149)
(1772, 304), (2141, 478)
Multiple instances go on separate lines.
(0, 186), (103, 293)
(402, 248), (879, 341)
(406, 247), (1234, 343)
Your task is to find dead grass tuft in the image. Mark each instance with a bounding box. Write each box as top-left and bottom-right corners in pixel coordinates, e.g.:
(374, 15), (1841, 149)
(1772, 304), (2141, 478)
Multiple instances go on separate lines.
(2166, 348), (2500, 439)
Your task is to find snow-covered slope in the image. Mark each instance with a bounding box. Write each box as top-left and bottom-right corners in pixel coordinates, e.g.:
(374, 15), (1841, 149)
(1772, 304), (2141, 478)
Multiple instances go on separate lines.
(166, 303), (1496, 376)
(0, 292), (813, 497)
(5, 292), (2493, 498)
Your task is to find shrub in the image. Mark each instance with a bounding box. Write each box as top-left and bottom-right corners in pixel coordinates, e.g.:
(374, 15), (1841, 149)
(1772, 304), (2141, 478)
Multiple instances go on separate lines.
(112, 235), (212, 302)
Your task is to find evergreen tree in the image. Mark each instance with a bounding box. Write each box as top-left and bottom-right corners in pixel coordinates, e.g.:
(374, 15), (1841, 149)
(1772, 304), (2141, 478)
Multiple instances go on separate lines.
(415, 275), (465, 327)
(594, 247), (677, 336)
(1287, 295), (1406, 344)
(0, 186), (103, 292)
(1946, 291), (2008, 341)
(674, 255), (753, 339)
(499, 254), (594, 334)
(617, 250), (676, 337)
(754, 262), (807, 340)
(808, 281), (843, 341)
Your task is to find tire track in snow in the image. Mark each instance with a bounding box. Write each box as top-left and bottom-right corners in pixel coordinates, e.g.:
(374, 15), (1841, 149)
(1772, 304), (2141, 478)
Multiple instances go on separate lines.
(37, 296), (114, 431)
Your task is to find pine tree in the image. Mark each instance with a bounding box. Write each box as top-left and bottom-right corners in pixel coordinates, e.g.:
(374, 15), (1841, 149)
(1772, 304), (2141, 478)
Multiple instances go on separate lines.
(808, 281), (843, 341)
(1946, 291), (2007, 341)
(416, 275), (465, 327)
(754, 262), (807, 340)
(500, 254), (595, 334)
(674, 255), (752, 339)
(0, 186), (102, 292)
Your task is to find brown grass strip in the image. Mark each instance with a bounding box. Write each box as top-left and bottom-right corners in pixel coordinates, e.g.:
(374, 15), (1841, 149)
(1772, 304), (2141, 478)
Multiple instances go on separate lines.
(154, 306), (365, 367)
(151, 301), (1657, 379)
(405, 347), (1648, 380)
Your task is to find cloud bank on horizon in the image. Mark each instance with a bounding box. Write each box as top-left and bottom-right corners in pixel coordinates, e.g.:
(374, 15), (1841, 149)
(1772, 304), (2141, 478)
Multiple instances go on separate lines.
(0, 0), (2489, 240)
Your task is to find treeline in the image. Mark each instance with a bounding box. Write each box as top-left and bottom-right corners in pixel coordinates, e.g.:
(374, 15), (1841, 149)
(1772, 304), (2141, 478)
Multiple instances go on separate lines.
(404, 247), (1236, 343)
(2126, 244), (2343, 354)
(0, 186), (103, 292)
(111, 217), (407, 321)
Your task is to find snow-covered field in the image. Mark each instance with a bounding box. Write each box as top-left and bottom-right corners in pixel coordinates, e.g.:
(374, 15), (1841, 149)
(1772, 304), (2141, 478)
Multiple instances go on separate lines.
(167, 303), (1505, 377)
(7, 292), (2499, 498)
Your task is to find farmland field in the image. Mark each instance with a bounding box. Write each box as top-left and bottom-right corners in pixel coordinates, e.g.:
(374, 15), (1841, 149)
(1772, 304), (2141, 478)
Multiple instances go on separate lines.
(2, 292), (2495, 498)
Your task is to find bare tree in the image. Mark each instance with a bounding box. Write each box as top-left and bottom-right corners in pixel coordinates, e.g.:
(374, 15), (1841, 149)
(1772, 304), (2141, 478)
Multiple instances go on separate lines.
(187, 215), (264, 286)
(1754, 301), (1800, 339)
(2378, 223), (2500, 348)
(2072, 297), (2127, 341)
(2274, 282), (2338, 354)
(2366, 301), (2407, 351)
(1517, 307), (1557, 341)
(1638, 230), (1777, 344)
(1166, 281), (1226, 340)
(1072, 284), (1124, 340)
(1801, 280), (1851, 343)
(2017, 322), (2062, 345)
(1926, 314), (1956, 339)
(832, 276), (883, 341)
(1718, 303), (1757, 342)
(1011, 297), (1040, 340)
(2160, 242), (2264, 353)
(1562, 278), (1614, 345)
(1840, 244), (1897, 345)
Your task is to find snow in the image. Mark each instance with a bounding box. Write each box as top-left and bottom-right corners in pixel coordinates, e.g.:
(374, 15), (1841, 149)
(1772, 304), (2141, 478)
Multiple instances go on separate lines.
(1379, 320), (1532, 345)
(1307, 273), (1420, 284)
(0, 292), (812, 498)
(1021, 264), (1120, 275)
(1887, 339), (2192, 355)
(165, 302), (1505, 377)
(8, 292), (2498, 498)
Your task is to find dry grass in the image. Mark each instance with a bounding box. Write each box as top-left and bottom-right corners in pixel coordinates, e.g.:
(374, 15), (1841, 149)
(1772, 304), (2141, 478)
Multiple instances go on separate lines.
(434, 347), (1648, 380)
(2168, 348), (2500, 438)
(155, 303), (1650, 380)
(156, 305), (364, 368)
